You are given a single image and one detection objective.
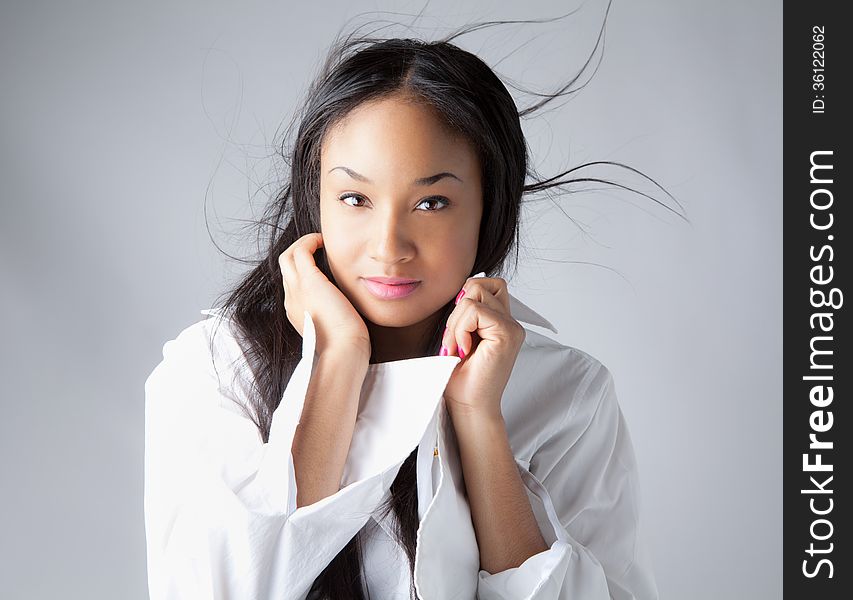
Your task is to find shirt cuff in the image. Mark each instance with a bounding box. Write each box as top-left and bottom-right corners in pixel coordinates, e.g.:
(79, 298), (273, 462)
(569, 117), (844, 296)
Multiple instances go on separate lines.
(476, 459), (611, 600)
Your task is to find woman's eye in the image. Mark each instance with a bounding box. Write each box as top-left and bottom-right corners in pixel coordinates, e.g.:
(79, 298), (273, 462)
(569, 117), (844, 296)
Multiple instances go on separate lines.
(338, 194), (450, 211)
(338, 193), (367, 208)
(416, 197), (450, 211)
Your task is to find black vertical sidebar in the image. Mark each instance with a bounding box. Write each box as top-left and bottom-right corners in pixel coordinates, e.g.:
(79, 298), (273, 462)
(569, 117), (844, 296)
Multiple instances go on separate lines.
(783, 2), (850, 597)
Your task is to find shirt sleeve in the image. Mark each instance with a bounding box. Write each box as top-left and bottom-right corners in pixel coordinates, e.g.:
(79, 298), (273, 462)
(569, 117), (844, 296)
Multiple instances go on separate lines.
(476, 362), (659, 600)
(143, 314), (401, 600)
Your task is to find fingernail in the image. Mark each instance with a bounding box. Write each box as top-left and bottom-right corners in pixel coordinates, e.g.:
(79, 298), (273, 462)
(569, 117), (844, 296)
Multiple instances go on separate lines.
(440, 345), (448, 356)
(455, 289), (465, 304)
(458, 347), (465, 360)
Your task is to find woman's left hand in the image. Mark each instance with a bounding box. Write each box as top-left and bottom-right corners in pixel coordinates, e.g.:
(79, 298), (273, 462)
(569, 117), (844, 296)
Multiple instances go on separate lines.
(441, 276), (526, 419)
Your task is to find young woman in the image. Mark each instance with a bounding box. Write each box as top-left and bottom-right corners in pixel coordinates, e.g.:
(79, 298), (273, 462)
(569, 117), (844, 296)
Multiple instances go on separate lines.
(145, 16), (672, 600)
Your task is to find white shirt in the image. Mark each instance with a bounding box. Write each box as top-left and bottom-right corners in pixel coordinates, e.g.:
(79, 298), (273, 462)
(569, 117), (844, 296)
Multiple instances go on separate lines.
(144, 281), (658, 600)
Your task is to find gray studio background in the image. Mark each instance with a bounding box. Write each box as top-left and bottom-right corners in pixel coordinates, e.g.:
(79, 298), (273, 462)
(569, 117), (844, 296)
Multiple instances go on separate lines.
(0, 0), (781, 598)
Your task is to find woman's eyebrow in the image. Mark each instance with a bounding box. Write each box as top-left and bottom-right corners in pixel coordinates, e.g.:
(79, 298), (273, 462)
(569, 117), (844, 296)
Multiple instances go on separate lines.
(328, 166), (463, 186)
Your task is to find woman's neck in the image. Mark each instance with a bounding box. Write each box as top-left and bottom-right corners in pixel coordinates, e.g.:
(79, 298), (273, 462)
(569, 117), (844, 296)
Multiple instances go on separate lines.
(366, 312), (442, 364)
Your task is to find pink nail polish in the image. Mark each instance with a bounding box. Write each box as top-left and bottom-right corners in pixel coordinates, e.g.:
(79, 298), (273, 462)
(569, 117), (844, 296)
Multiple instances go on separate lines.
(458, 347), (465, 360)
(440, 345), (448, 356)
(455, 289), (465, 304)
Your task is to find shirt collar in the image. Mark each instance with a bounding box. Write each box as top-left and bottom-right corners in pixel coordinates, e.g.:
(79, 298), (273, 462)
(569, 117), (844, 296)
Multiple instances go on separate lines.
(507, 292), (558, 333)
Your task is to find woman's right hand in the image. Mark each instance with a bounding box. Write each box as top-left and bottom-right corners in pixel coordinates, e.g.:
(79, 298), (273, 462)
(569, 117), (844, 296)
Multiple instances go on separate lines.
(278, 232), (371, 359)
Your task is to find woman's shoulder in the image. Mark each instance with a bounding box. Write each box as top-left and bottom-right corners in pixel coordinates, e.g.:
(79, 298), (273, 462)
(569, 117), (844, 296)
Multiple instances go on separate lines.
(150, 308), (241, 370)
(500, 324), (617, 459)
(519, 325), (611, 376)
(145, 308), (254, 414)
(505, 291), (614, 403)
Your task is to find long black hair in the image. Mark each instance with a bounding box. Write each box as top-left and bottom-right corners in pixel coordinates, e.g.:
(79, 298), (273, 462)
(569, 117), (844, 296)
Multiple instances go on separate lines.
(205, 4), (686, 599)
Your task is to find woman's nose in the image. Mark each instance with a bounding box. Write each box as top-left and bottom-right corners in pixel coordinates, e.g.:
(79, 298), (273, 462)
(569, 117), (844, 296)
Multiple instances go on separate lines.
(368, 213), (415, 264)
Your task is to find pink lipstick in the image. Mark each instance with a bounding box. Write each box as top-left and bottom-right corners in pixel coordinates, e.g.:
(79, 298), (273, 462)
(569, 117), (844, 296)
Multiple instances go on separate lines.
(362, 276), (421, 300)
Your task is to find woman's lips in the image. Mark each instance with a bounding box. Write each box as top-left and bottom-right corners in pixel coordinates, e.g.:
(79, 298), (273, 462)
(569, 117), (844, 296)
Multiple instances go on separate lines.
(362, 278), (421, 300)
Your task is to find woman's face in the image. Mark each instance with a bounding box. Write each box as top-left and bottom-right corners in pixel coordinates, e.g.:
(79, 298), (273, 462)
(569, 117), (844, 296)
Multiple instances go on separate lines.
(319, 95), (483, 330)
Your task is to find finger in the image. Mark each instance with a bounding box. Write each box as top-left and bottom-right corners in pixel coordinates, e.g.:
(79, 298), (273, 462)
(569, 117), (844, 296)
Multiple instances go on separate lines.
(278, 251), (297, 296)
(443, 278), (508, 355)
(442, 295), (492, 358)
(455, 276), (511, 314)
(292, 233), (324, 278)
(443, 296), (490, 359)
(459, 283), (506, 315)
(451, 299), (476, 359)
(441, 315), (463, 359)
(449, 300), (505, 359)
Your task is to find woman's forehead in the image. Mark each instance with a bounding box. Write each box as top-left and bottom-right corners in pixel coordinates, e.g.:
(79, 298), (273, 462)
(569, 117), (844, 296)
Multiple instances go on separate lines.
(320, 98), (478, 179)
